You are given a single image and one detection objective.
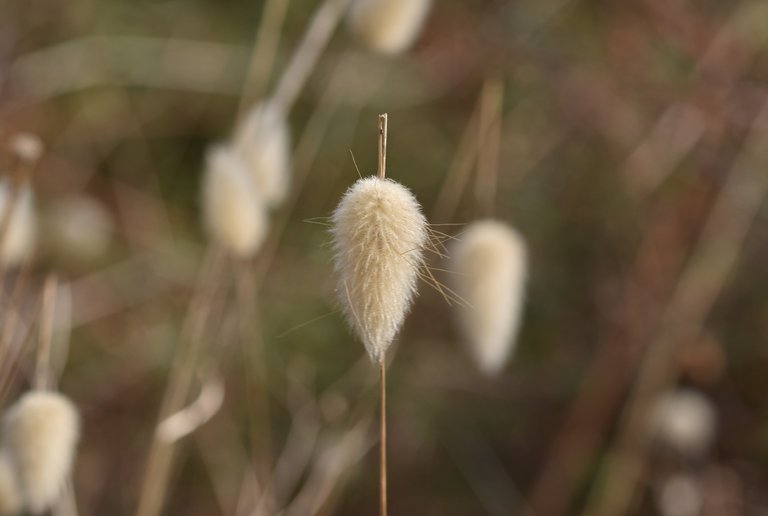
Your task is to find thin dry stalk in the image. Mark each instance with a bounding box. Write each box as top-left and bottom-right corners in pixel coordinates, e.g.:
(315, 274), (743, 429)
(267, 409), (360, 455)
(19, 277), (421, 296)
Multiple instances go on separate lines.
(34, 274), (58, 390)
(254, 51), (361, 285)
(582, 100), (768, 516)
(431, 84), (495, 223)
(272, 0), (353, 114)
(283, 418), (374, 516)
(156, 371), (224, 443)
(0, 293), (39, 402)
(135, 246), (224, 516)
(474, 76), (503, 218)
(377, 114), (387, 179)
(233, 261), (276, 516)
(34, 275), (79, 516)
(272, 403), (321, 505)
(377, 112), (388, 516)
(195, 399), (262, 516)
(379, 361), (387, 516)
(0, 258), (35, 393)
(237, 0), (291, 115)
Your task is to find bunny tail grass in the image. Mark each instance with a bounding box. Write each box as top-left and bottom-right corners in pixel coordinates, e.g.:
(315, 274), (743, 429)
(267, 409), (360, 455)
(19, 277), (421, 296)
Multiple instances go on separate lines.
(348, 0), (432, 55)
(450, 220), (527, 375)
(651, 389), (716, 457)
(331, 176), (428, 363)
(0, 180), (36, 268)
(0, 452), (21, 515)
(232, 101), (292, 208)
(202, 144), (268, 258)
(4, 391), (79, 514)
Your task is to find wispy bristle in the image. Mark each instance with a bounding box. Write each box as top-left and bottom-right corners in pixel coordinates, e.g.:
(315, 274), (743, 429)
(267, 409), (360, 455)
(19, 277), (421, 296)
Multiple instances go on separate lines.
(4, 391), (79, 514)
(331, 177), (428, 363)
(202, 144), (268, 258)
(450, 220), (527, 375)
(232, 101), (291, 208)
(0, 180), (37, 268)
(348, 0), (432, 55)
(0, 451), (21, 515)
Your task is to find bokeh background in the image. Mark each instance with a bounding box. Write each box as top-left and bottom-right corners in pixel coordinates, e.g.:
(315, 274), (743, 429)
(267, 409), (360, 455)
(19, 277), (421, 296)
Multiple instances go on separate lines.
(1, 0), (768, 515)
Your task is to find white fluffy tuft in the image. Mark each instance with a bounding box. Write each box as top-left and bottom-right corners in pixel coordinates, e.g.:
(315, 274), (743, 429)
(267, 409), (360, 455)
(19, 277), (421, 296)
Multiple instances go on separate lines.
(450, 220), (527, 375)
(9, 134), (43, 163)
(202, 144), (268, 258)
(348, 0), (432, 55)
(232, 102), (291, 208)
(331, 177), (428, 363)
(46, 195), (113, 262)
(4, 391), (79, 514)
(0, 181), (36, 268)
(0, 452), (21, 515)
(656, 474), (702, 516)
(650, 389), (716, 456)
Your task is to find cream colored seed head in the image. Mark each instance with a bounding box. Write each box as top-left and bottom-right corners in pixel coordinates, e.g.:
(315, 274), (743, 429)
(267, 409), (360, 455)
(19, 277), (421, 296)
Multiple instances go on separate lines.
(331, 177), (428, 363)
(202, 144), (268, 258)
(9, 134), (43, 164)
(4, 391), (79, 514)
(656, 474), (702, 516)
(348, 0), (432, 55)
(46, 195), (113, 263)
(650, 389), (716, 456)
(450, 220), (527, 376)
(232, 101), (291, 208)
(0, 180), (36, 268)
(0, 451), (22, 515)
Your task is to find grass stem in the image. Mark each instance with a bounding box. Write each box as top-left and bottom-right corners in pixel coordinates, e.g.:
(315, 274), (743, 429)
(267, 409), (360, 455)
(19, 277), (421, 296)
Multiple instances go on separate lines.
(379, 360), (387, 516)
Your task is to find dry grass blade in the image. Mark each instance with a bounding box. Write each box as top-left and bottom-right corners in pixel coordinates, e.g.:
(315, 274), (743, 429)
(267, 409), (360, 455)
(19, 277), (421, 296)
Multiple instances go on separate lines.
(272, 0), (353, 113)
(283, 418), (374, 516)
(135, 246), (224, 516)
(35, 274), (58, 390)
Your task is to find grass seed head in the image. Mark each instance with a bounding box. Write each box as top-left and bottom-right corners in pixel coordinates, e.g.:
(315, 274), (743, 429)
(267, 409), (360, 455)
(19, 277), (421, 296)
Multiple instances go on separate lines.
(202, 144), (268, 258)
(0, 451), (21, 515)
(46, 195), (113, 263)
(331, 177), (428, 363)
(348, 0), (432, 55)
(450, 220), (527, 375)
(9, 134), (43, 164)
(4, 391), (79, 514)
(656, 474), (702, 516)
(0, 180), (36, 268)
(232, 101), (291, 208)
(650, 389), (716, 457)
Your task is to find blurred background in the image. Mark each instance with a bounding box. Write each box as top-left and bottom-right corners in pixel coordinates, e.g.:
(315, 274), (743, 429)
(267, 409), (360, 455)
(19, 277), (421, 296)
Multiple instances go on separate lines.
(1, 0), (768, 514)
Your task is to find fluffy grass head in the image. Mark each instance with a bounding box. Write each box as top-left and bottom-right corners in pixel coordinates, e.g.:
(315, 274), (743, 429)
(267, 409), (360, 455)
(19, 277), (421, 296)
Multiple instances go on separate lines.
(232, 101), (291, 208)
(9, 134), (43, 164)
(450, 220), (527, 375)
(0, 451), (21, 515)
(4, 391), (79, 514)
(348, 0), (432, 55)
(331, 176), (428, 363)
(0, 180), (36, 268)
(46, 195), (113, 263)
(650, 389), (716, 457)
(202, 144), (268, 258)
